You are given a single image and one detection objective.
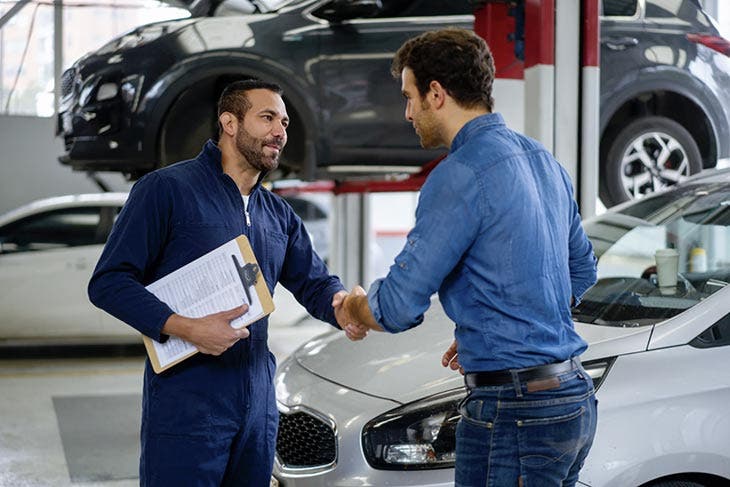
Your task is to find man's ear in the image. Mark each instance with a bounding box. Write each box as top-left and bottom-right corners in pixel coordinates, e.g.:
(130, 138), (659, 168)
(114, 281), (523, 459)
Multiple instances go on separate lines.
(428, 80), (447, 109)
(219, 112), (238, 137)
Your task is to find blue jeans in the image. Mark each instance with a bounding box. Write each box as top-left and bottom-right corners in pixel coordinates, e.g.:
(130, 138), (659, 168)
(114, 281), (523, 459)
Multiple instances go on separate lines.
(455, 361), (597, 487)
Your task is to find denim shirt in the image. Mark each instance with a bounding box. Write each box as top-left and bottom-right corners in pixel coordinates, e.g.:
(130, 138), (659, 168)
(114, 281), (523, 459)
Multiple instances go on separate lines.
(368, 113), (597, 373)
(89, 140), (344, 344)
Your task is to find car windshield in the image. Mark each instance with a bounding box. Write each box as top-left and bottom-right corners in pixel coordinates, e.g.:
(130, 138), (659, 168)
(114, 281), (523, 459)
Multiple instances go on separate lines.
(574, 182), (730, 327)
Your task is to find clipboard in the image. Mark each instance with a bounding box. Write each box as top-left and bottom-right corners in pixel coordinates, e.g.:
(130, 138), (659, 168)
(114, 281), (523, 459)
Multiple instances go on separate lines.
(143, 235), (274, 373)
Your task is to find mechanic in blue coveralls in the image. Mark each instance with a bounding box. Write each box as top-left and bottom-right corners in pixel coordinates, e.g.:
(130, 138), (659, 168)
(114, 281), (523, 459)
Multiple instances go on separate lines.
(335, 29), (598, 486)
(88, 79), (366, 486)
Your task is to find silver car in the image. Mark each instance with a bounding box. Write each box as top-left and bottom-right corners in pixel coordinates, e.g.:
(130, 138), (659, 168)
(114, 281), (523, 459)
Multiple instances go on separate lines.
(273, 170), (730, 486)
(0, 192), (330, 344)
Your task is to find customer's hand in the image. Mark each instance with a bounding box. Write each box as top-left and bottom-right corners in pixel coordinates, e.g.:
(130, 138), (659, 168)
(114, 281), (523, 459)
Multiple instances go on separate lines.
(162, 305), (251, 356)
(441, 340), (464, 375)
(332, 287), (369, 341)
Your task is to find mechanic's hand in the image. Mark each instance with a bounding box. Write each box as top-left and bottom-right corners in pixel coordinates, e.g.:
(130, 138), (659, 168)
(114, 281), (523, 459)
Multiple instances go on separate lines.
(333, 286), (369, 341)
(441, 340), (464, 375)
(171, 305), (250, 356)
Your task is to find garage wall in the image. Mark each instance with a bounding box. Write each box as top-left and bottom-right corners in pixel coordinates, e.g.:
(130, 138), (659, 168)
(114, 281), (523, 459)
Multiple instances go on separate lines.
(0, 115), (131, 215)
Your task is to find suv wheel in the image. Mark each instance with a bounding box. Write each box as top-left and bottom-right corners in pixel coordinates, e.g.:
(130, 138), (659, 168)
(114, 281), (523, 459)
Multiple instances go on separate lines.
(602, 116), (701, 206)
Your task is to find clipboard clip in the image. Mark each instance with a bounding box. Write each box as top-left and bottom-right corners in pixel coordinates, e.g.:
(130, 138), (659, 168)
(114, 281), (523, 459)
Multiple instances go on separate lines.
(231, 254), (259, 305)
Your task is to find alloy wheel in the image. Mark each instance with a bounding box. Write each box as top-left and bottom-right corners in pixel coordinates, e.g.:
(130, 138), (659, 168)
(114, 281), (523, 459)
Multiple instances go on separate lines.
(619, 131), (690, 200)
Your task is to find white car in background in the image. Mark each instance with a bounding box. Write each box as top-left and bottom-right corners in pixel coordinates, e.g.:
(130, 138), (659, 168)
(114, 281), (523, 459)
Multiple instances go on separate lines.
(0, 192), (331, 345)
(273, 169), (730, 487)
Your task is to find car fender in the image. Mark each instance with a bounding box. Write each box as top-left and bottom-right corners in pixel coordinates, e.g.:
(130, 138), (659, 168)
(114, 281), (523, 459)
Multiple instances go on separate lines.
(137, 54), (321, 170)
(600, 65), (730, 160)
(580, 345), (730, 487)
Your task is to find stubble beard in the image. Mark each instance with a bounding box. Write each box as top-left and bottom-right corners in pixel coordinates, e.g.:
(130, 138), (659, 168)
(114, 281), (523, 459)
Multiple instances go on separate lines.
(235, 124), (283, 172)
(415, 99), (444, 150)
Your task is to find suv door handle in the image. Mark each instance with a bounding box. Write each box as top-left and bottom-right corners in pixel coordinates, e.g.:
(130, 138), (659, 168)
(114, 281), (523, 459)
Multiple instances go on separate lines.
(602, 36), (639, 50)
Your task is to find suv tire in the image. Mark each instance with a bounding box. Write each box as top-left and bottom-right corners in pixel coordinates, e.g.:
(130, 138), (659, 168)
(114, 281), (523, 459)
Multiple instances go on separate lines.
(602, 116), (702, 206)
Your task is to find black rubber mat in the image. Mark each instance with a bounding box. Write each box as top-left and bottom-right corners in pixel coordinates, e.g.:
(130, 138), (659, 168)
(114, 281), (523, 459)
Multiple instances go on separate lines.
(53, 394), (140, 482)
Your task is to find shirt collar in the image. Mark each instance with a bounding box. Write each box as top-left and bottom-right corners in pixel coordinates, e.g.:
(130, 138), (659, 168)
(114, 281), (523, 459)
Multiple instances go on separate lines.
(450, 112), (505, 153)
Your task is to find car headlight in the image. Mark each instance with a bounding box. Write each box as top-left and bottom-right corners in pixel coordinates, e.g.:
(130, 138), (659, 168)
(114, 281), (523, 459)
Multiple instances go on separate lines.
(96, 82), (118, 101)
(120, 75), (144, 111)
(362, 388), (465, 470)
(78, 77), (98, 107)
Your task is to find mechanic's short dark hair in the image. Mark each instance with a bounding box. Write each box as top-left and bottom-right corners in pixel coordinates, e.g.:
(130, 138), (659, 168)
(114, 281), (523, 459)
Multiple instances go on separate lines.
(391, 28), (495, 112)
(217, 79), (284, 135)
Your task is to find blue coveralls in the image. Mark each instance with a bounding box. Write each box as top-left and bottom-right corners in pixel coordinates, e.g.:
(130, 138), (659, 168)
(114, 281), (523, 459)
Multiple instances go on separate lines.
(88, 140), (345, 486)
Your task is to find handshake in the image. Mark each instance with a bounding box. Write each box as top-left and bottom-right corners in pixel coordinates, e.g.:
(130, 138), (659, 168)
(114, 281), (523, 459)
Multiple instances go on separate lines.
(328, 286), (463, 374)
(331, 286), (383, 342)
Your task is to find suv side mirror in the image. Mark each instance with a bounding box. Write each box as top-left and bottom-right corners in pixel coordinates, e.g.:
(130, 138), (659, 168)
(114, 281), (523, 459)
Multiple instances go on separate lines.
(314, 0), (382, 23)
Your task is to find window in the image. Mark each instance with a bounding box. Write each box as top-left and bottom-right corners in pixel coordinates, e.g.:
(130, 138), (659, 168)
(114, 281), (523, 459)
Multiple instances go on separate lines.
(575, 185), (730, 327)
(0, 207), (104, 252)
(603, 0), (638, 17)
(645, 0), (683, 19)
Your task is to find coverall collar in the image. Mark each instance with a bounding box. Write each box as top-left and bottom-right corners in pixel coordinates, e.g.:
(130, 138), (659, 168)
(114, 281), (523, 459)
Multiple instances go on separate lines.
(201, 139), (267, 191)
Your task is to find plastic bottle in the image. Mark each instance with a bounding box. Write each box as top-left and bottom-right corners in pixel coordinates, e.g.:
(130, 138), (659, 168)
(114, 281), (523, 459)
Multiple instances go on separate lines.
(689, 246), (708, 273)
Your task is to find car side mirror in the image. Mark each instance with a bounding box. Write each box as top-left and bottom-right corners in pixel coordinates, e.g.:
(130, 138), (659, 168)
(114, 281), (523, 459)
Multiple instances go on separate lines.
(315, 0), (382, 23)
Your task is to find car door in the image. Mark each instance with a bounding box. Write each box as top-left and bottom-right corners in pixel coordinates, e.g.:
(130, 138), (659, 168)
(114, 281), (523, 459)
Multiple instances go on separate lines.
(311, 0), (473, 169)
(600, 0), (646, 97)
(0, 206), (106, 341)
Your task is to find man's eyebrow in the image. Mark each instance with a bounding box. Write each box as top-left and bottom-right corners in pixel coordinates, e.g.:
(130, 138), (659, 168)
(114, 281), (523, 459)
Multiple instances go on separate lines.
(259, 108), (289, 122)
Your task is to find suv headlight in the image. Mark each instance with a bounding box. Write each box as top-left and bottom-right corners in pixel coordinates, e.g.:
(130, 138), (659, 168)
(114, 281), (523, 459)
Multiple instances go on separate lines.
(120, 75), (144, 111)
(362, 388), (465, 470)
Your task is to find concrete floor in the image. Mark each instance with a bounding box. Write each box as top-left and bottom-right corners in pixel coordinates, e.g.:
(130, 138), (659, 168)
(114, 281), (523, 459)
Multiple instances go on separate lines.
(0, 317), (332, 487)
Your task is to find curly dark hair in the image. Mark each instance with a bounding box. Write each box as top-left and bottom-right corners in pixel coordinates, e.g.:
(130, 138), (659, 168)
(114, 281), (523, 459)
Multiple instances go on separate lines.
(217, 79), (283, 135)
(391, 28), (495, 112)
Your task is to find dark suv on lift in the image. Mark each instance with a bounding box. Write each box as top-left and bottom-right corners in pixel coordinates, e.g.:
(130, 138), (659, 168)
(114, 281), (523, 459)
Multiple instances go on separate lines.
(57, 0), (730, 206)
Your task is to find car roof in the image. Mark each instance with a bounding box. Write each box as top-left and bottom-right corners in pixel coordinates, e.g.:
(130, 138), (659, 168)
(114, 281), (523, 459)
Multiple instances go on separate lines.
(0, 193), (129, 227)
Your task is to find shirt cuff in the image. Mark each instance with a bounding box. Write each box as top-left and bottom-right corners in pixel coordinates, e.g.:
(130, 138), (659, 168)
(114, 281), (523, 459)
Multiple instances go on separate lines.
(367, 279), (399, 334)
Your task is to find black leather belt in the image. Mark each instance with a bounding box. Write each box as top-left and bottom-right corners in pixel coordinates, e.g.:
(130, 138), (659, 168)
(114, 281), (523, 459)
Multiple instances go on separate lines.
(465, 359), (576, 388)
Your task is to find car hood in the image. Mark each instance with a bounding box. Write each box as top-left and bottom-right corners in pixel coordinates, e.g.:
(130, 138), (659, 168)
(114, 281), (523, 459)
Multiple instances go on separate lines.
(293, 301), (653, 404)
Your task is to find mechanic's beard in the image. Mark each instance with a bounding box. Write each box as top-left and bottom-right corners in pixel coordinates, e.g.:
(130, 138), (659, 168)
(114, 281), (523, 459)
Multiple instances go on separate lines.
(235, 125), (282, 172)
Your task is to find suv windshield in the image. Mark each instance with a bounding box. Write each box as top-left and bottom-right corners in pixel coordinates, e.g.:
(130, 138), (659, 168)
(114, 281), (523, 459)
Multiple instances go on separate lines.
(574, 182), (730, 327)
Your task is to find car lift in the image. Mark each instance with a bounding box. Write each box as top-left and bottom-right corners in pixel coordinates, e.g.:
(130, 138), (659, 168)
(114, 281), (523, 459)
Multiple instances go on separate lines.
(324, 0), (600, 288)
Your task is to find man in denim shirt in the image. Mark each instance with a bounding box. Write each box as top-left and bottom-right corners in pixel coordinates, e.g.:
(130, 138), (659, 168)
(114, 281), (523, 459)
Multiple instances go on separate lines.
(338, 29), (598, 486)
(89, 80), (365, 486)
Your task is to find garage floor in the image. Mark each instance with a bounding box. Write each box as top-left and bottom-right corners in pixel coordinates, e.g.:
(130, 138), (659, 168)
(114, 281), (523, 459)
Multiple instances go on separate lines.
(0, 317), (331, 486)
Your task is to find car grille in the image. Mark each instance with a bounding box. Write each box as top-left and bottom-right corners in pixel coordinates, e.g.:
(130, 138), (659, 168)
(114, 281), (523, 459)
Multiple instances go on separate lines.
(277, 411), (336, 468)
(61, 68), (76, 98)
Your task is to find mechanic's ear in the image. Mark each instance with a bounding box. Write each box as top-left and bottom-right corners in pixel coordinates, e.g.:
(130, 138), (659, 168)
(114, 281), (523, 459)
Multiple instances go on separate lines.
(219, 112), (238, 136)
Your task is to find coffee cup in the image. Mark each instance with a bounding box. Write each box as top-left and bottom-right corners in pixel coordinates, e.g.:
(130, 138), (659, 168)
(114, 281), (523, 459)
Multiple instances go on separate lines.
(655, 248), (679, 289)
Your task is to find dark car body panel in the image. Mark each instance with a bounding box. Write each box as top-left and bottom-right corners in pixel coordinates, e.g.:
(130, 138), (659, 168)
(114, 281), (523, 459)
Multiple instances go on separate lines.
(600, 0), (730, 166)
(58, 0), (469, 175)
(58, 0), (730, 182)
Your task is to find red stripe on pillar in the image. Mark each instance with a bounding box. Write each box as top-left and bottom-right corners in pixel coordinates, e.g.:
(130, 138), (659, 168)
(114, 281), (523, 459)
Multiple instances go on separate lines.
(524, 0), (555, 69)
(473, 3), (524, 79)
(582, 0), (600, 67)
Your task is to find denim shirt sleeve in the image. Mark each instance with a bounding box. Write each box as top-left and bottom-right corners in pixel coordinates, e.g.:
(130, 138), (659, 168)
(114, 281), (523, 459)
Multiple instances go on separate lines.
(279, 209), (345, 329)
(87, 173), (175, 342)
(563, 175), (597, 305)
(369, 160), (482, 333)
